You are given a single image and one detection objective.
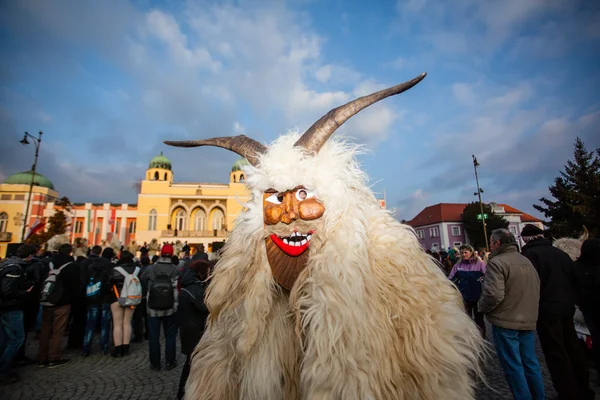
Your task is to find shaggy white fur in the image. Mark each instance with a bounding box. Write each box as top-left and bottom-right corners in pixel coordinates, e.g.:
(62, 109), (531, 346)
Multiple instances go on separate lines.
(553, 228), (589, 261)
(186, 133), (485, 400)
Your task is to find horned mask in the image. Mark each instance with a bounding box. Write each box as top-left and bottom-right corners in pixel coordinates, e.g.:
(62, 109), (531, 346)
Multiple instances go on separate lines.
(166, 73), (426, 290)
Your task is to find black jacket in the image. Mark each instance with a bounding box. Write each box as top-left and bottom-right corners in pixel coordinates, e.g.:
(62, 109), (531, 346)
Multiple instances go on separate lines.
(0, 257), (33, 311)
(178, 268), (209, 355)
(573, 259), (600, 314)
(521, 238), (576, 317)
(85, 256), (114, 305)
(109, 263), (140, 303)
(46, 254), (80, 307)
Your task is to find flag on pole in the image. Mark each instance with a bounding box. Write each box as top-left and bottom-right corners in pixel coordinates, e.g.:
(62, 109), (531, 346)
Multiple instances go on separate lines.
(109, 209), (116, 233)
(25, 219), (45, 241)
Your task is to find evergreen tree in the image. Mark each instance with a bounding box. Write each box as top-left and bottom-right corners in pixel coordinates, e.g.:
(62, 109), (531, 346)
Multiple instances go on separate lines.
(462, 202), (509, 250)
(534, 137), (600, 237)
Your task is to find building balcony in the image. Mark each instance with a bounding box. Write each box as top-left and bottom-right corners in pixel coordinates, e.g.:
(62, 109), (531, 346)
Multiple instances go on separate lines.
(0, 232), (12, 242)
(161, 229), (229, 238)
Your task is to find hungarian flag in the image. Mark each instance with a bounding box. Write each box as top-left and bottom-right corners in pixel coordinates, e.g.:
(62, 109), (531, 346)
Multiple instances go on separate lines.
(25, 219), (45, 241)
(109, 209), (116, 233)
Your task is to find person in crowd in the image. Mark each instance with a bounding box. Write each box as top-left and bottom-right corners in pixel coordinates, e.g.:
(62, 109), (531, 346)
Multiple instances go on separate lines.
(151, 255), (159, 264)
(177, 258), (211, 400)
(132, 256), (151, 343)
(68, 253), (90, 351)
(0, 244), (34, 385)
(82, 246), (114, 356)
(142, 244), (180, 370)
(478, 228), (545, 399)
(449, 244), (487, 337)
(38, 243), (80, 368)
(14, 244), (47, 366)
(520, 224), (594, 400)
(108, 250), (140, 357)
(573, 238), (600, 374)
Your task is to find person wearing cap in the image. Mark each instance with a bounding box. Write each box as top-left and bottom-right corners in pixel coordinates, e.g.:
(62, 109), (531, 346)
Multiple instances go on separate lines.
(520, 224), (594, 400)
(141, 243), (180, 371)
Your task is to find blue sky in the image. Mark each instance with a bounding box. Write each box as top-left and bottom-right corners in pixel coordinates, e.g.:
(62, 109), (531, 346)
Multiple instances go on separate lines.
(1, 0), (599, 220)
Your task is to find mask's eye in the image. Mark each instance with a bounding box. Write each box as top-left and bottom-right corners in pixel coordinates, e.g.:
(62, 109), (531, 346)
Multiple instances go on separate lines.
(266, 193), (284, 204)
(295, 188), (314, 201)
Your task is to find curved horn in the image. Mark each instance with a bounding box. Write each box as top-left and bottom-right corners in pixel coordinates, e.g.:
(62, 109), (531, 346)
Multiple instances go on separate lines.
(294, 72), (427, 153)
(164, 135), (267, 167)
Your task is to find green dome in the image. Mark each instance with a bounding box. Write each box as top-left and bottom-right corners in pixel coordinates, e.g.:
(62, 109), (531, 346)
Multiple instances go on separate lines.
(232, 157), (249, 172)
(149, 151), (172, 170)
(4, 170), (55, 190)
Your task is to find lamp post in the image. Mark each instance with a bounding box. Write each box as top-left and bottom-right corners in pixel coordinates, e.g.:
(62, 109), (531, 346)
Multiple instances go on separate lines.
(472, 155), (489, 252)
(19, 131), (43, 242)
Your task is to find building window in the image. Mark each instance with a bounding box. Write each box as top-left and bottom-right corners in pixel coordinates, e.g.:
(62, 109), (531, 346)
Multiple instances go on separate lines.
(509, 226), (517, 235)
(0, 212), (7, 232)
(154, 171), (159, 180)
(74, 220), (83, 233)
(14, 195), (24, 200)
(451, 226), (461, 236)
(453, 242), (462, 248)
(194, 209), (206, 231)
(129, 220), (136, 234)
(175, 209), (187, 231)
(212, 208), (224, 230)
(431, 243), (439, 251)
(164, 172), (168, 181)
(239, 174), (245, 183)
(115, 219), (120, 234)
(1, 194), (11, 200)
(417, 229), (424, 239)
(429, 227), (439, 237)
(148, 209), (157, 231)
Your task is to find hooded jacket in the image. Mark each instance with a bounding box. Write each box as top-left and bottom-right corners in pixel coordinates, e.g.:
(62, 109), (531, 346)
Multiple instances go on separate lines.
(178, 268), (209, 355)
(85, 256), (114, 305)
(46, 253), (80, 307)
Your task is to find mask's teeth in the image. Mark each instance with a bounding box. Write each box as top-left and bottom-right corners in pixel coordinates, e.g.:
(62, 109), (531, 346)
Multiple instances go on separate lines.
(283, 238), (289, 245)
(300, 239), (307, 245)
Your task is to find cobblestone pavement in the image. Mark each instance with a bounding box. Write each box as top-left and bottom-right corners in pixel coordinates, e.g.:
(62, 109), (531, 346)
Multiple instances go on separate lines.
(1, 323), (598, 399)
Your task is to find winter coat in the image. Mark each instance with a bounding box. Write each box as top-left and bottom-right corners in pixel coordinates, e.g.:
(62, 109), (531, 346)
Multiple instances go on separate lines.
(449, 257), (486, 302)
(521, 238), (576, 318)
(109, 262), (140, 304)
(141, 258), (180, 317)
(45, 254), (80, 307)
(573, 259), (600, 314)
(84, 256), (114, 305)
(478, 243), (540, 330)
(178, 269), (209, 355)
(0, 257), (33, 311)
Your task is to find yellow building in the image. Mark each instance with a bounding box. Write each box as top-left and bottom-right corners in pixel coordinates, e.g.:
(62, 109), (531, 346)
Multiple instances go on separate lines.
(134, 152), (252, 250)
(0, 171), (59, 257)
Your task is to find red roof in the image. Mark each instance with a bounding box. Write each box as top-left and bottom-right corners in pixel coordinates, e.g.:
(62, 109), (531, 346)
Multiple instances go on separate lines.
(407, 202), (542, 227)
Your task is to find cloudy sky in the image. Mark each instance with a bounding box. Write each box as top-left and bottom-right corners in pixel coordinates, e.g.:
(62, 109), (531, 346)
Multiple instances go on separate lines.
(1, 0), (598, 220)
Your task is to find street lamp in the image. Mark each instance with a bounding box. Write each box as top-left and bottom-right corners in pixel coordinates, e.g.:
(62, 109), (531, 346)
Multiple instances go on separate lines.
(19, 131), (43, 242)
(472, 155), (489, 252)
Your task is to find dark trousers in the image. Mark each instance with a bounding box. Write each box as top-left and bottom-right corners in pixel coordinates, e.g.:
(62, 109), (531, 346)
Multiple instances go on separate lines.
(38, 305), (71, 362)
(0, 310), (25, 376)
(68, 297), (87, 349)
(465, 301), (486, 337)
(177, 354), (192, 400)
(581, 309), (600, 374)
(537, 314), (594, 400)
(148, 313), (178, 368)
(15, 298), (39, 361)
(132, 299), (148, 341)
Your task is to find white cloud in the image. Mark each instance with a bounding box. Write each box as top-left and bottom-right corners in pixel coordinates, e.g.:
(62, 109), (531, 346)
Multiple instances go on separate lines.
(233, 121), (245, 135)
(452, 83), (476, 105)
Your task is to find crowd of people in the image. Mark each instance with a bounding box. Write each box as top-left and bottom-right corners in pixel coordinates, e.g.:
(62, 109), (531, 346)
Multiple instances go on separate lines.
(1, 224), (598, 399)
(447, 224), (600, 400)
(0, 241), (212, 400)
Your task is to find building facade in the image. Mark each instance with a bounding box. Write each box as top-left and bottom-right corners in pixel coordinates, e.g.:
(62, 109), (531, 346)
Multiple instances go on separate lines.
(407, 202), (544, 251)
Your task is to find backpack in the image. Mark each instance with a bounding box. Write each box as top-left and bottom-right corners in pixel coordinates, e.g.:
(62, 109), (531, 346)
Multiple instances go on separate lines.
(40, 261), (72, 307)
(0, 260), (21, 307)
(148, 266), (175, 311)
(114, 266), (142, 307)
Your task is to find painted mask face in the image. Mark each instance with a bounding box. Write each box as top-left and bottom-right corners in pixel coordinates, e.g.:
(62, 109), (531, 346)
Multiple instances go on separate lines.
(263, 186), (325, 289)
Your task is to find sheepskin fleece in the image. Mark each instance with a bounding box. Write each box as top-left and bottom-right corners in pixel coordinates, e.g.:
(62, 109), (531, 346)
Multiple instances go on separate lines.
(186, 133), (484, 400)
(553, 229), (589, 261)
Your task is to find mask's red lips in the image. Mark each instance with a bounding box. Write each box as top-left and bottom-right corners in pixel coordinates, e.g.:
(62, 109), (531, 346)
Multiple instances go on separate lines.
(269, 230), (314, 256)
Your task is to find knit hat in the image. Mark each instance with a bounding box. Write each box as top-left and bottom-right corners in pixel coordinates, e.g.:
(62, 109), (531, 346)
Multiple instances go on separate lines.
(520, 224), (544, 237)
(161, 244), (174, 256)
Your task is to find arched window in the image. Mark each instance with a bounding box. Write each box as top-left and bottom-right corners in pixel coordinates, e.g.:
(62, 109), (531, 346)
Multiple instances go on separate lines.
(164, 172), (168, 181)
(176, 209), (186, 231)
(194, 209), (206, 231)
(212, 208), (224, 231)
(0, 212), (7, 232)
(148, 209), (157, 231)
(233, 175), (236, 183)
(239, 174), (245, 182)
(154, 171), (159, 180)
